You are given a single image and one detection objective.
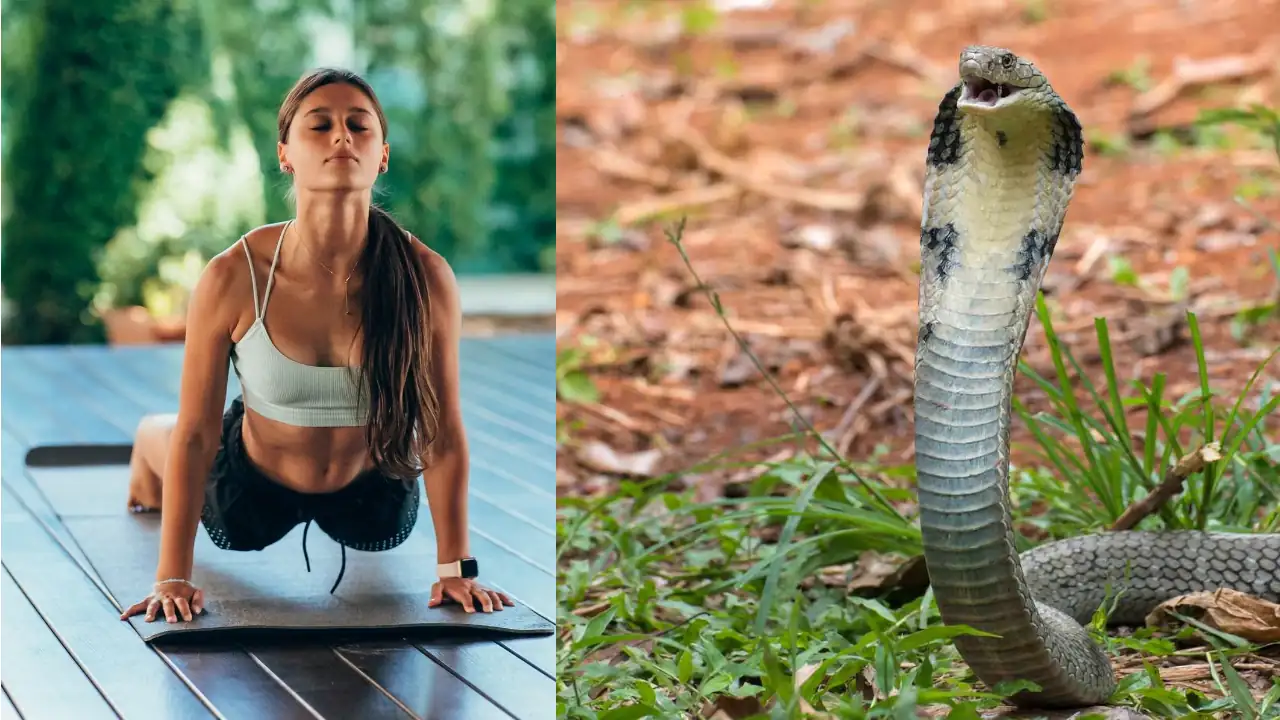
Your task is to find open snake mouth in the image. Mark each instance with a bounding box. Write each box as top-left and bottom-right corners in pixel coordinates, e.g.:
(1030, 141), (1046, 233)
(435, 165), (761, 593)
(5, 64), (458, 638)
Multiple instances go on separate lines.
(962, 77), (1020, 106)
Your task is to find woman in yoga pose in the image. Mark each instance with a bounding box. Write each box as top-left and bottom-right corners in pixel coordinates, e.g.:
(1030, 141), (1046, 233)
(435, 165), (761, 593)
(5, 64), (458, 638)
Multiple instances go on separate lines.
(121, 68), (513, 624)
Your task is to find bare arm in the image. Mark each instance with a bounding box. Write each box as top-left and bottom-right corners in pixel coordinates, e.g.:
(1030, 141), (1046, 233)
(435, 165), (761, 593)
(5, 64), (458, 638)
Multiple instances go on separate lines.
(155, 251), (239, 581)
(417, 247), (471, 565)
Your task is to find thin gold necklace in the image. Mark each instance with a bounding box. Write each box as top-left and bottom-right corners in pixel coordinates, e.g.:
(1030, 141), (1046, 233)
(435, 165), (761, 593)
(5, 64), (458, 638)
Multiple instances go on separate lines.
(297, 227), (360, 315)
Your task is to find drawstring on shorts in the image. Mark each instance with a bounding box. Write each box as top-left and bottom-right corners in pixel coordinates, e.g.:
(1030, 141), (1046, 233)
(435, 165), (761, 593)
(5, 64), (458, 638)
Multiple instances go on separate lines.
(301, 517), (347, 594)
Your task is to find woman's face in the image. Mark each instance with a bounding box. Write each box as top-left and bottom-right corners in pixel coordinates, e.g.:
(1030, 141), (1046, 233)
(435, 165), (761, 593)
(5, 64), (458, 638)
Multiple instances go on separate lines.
(278, 82), (388, 192)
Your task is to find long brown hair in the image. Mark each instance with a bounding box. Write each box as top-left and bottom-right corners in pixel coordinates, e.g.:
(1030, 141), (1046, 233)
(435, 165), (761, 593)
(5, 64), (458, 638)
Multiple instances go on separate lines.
(277, 68), (440, 479)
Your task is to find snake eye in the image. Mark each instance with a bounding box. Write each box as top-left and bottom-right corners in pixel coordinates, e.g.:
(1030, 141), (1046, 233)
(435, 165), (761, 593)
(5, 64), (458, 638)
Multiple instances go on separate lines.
(1000, 54), (1016, 69)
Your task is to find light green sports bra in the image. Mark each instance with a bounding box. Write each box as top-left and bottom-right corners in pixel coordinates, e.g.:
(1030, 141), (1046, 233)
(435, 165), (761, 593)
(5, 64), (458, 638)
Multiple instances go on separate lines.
(230, 221), (368, 427)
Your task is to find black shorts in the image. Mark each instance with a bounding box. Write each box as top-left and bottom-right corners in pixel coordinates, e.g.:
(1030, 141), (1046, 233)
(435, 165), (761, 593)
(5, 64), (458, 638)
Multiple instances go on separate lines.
(199, 397), (420, 592)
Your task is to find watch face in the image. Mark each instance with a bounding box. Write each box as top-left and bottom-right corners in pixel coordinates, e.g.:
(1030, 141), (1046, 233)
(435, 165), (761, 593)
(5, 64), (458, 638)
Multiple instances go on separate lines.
(460, 557), (479, 578)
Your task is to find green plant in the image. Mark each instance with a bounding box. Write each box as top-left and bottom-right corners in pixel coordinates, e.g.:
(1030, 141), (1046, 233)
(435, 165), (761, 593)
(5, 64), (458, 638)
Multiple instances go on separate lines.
(558, 344), (601, 404)
(0, 0), (206, 344)
(1196, 104), (1280, 161)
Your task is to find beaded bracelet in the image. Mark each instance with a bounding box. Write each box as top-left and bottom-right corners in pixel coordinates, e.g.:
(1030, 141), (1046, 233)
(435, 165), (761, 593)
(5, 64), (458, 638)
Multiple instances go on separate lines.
(154, 578), (194, 589)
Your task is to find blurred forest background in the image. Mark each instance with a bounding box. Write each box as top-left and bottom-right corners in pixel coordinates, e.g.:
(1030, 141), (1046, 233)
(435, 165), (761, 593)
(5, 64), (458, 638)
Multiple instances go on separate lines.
(0, 0), (555, 345)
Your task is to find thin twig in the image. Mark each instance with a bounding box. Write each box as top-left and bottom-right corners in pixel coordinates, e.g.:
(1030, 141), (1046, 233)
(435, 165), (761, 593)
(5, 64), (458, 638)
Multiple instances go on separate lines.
(834, 376), (882, 457)
(663, 217), (905, 522)
(1110, 442), (1223, 531)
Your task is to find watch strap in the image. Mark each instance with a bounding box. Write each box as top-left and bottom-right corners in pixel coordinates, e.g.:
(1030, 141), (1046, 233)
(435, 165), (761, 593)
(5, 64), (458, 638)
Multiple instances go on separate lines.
(437, 556), (479, 579)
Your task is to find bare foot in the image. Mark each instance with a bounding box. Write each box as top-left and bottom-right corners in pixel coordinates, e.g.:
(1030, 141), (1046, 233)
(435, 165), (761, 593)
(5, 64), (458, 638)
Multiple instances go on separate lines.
(127, 413), (177, 513)
(127, 468), (162, 513)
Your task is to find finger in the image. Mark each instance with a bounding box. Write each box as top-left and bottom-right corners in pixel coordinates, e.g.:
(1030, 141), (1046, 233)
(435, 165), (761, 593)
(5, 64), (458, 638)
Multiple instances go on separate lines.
(144, 598), (160, 622)
(499, 592), (514, 607)
(450, 587), (475, 613)
(175, 597), (193, 622)
(486, 590), (505, 611)
(121, 600), (147, 620)
(474, 587), (494, 613)
(191, 589), (205, 616)
(162, 596), (177, 623)
(428, 582), (443, 607)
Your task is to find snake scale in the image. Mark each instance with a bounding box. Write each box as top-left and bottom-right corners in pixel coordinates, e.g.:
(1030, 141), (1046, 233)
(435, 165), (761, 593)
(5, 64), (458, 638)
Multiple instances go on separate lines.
(913, 45), (1280, 708)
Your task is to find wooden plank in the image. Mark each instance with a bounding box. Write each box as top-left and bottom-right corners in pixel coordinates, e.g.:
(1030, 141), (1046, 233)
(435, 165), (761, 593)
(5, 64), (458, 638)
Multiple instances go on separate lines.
(456, 350), (555, 437)
(66, 346), (558, 565)
(1, 514), (214, 719)
(336, 643), (513, 720)
(0, 357), (112, 447)
(458, 364), (554, 427)
(45, 347), (557, 672)
(464, 336), (555, 372)
(463, 352), (552, 398)
(457, 343), (553, 402)
(0, 355), (320, 720)
(464, 339), (555, 393)
(496, 635), (555, 679)
(2, 432), (112, 593)
(0, 352), (134, 446)
(413, 638), (554, 718)
(246, 647), (419, 720)
(2, 688), (21, 720)
(0, 569), (117, 720)
(161, 649), (318, 720)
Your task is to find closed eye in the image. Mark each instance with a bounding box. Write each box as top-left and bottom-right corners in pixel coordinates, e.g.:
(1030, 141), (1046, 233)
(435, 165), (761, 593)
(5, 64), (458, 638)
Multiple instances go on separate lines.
(311, 122), (368, 132)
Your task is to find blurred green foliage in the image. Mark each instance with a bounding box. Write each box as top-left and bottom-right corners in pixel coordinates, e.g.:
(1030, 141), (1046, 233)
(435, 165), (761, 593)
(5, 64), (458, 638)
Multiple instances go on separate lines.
(0, 0), (556, 344)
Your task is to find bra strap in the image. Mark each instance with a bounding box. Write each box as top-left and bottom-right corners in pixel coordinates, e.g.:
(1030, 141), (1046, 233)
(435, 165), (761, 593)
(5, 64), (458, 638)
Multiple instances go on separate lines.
(260, 220), (289, 318)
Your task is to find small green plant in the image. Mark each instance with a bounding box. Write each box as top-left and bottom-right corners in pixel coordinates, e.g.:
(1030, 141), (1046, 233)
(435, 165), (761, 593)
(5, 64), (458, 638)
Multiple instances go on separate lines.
(1230, 248), (1280, 342)
(680, 0), (718, 36)
(1013, 295), (1280, 535)
(1106, 57), (1154, 92)
(1107, 254), (1141, 287)
(1020, 0), (1049, 23)
(1196, 104), (1280, 161)
(557, 344), (600, 404)
(1087, 129), (1131, 157)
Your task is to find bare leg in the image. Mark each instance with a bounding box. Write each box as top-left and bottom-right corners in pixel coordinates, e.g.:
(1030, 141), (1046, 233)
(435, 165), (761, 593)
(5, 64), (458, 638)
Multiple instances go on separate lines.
(127, 413), (177, 513)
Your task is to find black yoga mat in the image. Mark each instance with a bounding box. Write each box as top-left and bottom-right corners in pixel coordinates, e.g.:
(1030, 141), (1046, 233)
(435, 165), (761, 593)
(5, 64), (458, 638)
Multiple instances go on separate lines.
(27, 462), (556, 642)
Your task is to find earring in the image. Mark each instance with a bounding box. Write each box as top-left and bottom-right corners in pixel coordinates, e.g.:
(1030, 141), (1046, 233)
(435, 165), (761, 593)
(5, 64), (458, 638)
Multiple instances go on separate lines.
(281, 164), (292, 174)
(380, 166), (388, 173)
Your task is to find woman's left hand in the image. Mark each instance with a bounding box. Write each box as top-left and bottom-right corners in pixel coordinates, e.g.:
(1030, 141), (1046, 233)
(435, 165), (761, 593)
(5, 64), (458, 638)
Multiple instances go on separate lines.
(428, 577), (514, 613)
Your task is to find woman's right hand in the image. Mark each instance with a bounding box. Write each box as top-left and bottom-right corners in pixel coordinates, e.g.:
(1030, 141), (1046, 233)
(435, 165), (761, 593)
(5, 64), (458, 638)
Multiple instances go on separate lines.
(120, 579), (206, 623)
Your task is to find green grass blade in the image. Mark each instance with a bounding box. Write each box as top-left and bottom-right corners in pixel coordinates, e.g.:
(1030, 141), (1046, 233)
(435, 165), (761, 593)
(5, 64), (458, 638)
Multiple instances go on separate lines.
(753, 461), (837, 635)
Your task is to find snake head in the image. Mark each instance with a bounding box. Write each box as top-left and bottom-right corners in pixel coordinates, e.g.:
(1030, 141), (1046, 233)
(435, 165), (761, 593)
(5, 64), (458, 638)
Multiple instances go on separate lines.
(956, 45), (1049, 114)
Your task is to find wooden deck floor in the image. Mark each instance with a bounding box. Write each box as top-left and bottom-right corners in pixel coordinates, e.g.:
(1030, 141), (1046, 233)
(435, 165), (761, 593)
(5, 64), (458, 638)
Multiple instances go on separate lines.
(0, 334), (557, 720)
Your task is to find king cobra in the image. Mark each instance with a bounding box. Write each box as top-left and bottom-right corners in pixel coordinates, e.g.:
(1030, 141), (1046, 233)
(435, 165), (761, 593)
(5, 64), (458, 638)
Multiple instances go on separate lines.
(914, 45), (1280, 708)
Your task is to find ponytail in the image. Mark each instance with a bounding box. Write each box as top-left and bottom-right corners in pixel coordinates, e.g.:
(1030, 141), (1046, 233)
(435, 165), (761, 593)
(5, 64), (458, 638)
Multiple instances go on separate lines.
(357, 205), (440, 479)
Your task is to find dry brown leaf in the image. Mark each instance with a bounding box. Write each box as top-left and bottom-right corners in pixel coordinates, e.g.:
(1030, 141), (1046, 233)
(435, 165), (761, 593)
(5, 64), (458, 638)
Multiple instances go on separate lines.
(855, 665), (880, 703)
(1145, 587), (1280, 642)
(846, 551), (910, 593)
(704, 695), (764, 720)
(575, 440), (664, 477)
(794, 663), (821, 716)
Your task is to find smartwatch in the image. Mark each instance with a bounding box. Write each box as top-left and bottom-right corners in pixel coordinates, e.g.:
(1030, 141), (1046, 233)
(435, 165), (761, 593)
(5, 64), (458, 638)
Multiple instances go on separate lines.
(437, 556), (479, 579)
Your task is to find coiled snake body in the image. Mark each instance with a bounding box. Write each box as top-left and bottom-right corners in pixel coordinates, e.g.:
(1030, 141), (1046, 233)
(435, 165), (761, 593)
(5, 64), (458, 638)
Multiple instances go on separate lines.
(914, 45), (1280, 708)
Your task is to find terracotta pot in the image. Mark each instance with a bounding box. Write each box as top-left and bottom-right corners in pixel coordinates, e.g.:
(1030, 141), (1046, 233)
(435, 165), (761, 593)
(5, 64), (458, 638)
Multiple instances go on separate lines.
(101, 306), (187, 345)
